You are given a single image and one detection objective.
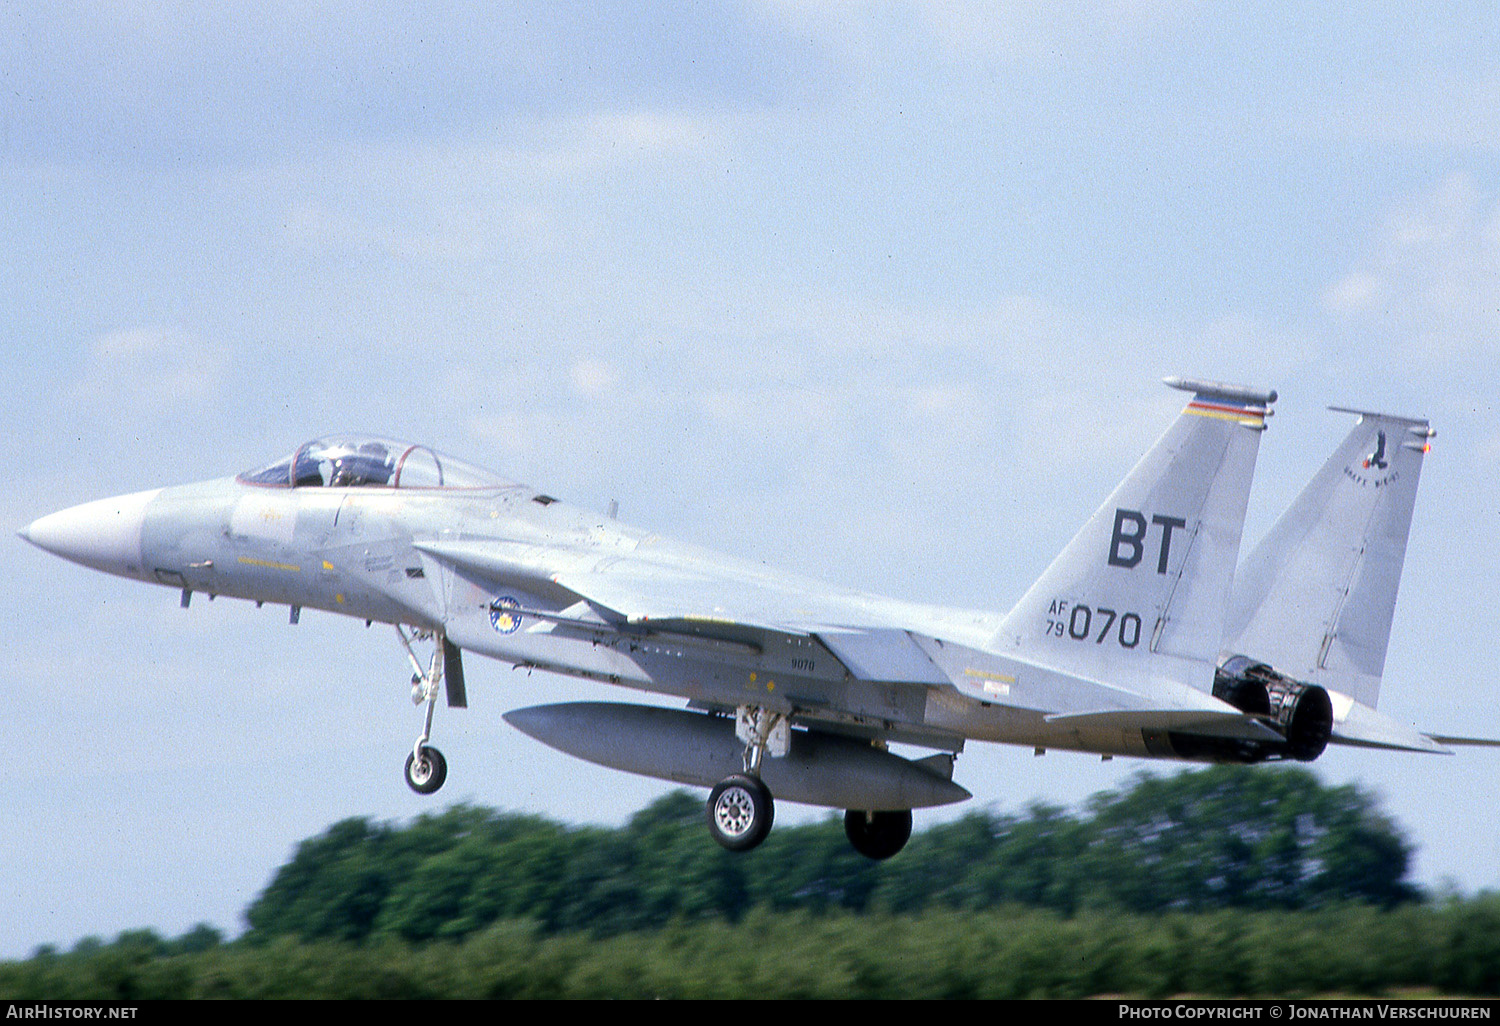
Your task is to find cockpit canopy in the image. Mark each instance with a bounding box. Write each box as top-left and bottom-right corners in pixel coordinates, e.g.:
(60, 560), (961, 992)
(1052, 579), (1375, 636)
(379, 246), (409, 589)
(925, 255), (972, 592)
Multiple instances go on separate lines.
(239, 436), (512, 490)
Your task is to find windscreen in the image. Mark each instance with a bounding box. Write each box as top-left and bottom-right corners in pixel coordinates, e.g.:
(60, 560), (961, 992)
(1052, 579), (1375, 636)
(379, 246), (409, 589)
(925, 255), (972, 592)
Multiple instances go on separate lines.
(239, 436), (512, 489)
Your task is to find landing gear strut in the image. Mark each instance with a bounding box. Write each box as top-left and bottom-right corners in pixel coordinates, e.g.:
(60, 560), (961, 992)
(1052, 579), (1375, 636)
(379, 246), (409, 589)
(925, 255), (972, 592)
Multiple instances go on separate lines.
(705, 706), (787, 853)
(397, 625), (458, 795)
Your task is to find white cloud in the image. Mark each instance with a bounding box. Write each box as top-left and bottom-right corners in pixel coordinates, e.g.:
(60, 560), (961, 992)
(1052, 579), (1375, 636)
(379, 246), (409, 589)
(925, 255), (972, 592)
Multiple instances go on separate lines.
(1323, 271), (1382, 316)
(569, 358), (618, 398)
(525, 110), (735, 180)
(272, 108), (734, 270)
(1323, 173), (1500, 361)
(69, 326), (230, 412)
(467, 410), (532, 461)
(919, 0), (1197, 65)
(283, 201), (488, 264)
(754, 0), (1197, 68)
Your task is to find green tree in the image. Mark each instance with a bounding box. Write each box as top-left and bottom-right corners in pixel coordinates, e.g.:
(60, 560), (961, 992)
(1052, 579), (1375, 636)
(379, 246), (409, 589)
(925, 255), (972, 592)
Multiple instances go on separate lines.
(239, 765), (1419, 947)
(1077, 765), (1417, 913)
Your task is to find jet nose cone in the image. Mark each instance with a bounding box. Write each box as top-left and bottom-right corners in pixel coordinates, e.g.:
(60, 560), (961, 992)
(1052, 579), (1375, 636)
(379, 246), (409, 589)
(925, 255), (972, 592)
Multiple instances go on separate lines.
(21, 488), (161, 579)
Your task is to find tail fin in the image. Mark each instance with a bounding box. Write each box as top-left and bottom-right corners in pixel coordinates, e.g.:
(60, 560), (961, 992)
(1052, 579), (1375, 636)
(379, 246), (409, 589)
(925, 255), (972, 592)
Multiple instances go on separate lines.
(991, 377), (1274, 695)
(1225, 407), (1433, 709)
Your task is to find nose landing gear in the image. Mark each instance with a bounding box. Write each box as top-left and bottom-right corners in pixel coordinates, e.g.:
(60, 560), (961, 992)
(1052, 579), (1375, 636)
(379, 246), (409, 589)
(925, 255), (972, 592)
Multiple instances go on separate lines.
(405, 744), (447, 794)
(396, 625), (464, 795)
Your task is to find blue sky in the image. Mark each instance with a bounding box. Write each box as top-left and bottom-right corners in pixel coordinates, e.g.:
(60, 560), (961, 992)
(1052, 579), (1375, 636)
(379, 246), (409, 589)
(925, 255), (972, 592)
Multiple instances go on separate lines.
(4, 2), (1500, 956)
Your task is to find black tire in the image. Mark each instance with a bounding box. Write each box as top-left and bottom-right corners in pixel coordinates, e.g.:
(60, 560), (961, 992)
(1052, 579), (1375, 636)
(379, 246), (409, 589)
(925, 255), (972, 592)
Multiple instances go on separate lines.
(844, 809), (913, 860)
(706, 774), (774, 852)
(404, 745), (447, 795)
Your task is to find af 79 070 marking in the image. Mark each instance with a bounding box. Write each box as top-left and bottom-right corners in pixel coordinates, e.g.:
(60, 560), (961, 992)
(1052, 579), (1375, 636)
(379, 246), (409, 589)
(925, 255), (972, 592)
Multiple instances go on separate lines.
(1046, 603), (1142, 648)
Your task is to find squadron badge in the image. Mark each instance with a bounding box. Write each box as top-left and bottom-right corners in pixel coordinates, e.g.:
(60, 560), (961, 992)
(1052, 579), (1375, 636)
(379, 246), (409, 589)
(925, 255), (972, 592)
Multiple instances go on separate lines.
(1362, 429), (1389, 470)
(489, 595), (523, 634)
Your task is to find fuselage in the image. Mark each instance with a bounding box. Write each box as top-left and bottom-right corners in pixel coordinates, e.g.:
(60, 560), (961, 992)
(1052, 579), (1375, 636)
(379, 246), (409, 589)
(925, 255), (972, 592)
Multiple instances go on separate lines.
(22, 454), (1042, 751)
(18, 430), (1295, 776)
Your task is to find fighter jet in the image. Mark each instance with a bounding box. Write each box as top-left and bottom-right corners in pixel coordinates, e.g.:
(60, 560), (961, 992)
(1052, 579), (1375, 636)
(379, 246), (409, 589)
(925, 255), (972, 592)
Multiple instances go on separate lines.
(19, 378), (1488, 859)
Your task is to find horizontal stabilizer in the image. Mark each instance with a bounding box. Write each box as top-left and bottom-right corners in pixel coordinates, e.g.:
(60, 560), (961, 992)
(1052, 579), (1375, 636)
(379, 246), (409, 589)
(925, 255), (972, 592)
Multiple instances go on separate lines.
(1328, 698), (1450, 754)
(1428, 734), (1500, 748)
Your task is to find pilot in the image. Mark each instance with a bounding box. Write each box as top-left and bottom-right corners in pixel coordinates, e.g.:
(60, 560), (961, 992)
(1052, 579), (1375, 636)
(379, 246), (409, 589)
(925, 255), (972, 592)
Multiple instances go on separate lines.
(292, 450), (325, 488)
(330, 442), (393, 487)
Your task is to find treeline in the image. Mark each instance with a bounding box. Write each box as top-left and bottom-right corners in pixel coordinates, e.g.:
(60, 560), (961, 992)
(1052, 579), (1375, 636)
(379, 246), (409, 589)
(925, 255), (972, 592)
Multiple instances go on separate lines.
(6, 902), (1500, 998)
(9, 764), (1497, 998)
(243, 764), (1418, 944)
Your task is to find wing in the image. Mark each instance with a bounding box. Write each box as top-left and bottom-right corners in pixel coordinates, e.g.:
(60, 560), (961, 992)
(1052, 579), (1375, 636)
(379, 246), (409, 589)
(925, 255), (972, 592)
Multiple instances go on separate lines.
(412, 534), (998, 646)
(416, 377), (1278, 752)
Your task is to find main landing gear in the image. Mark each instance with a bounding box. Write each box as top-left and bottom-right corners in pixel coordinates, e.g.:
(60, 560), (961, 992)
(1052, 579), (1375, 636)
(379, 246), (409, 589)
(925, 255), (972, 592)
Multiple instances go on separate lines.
(707, 774), (774, 852)
(396, 625), (464, 795)
(705, 707), (786, 853)
(703, 707), (915, 860)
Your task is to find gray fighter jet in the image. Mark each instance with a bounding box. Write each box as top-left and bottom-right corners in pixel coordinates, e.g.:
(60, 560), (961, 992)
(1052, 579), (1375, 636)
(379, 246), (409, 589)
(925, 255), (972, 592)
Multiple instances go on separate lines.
(20, 378), (1489, 858)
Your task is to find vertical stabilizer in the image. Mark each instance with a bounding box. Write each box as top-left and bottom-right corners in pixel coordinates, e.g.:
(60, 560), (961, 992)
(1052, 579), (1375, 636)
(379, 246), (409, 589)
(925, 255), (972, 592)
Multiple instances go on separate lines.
(992, 378), (1274, 694)
(1225, 408), (1433, 709)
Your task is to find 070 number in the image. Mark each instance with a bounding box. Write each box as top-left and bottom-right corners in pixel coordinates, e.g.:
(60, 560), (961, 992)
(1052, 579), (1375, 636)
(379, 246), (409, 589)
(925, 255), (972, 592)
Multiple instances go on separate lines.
(1045, 604), (1142, 649)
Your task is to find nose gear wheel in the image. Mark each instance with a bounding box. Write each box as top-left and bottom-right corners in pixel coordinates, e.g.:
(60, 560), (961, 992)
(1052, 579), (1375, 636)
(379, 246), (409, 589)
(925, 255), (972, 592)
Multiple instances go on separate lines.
(405, 745), (448, 794)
